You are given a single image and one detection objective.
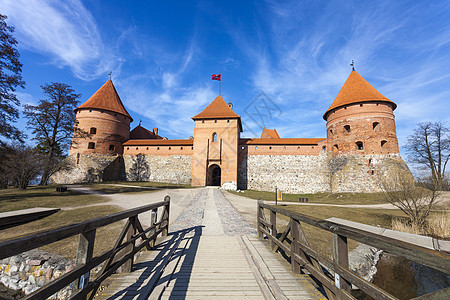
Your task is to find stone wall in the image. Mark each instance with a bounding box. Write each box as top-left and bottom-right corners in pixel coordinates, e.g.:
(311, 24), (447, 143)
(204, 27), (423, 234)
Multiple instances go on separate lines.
(239, 153), (409, 194)
(238, 153), (331, 194)
(123, 154), (192, 184)
(50, 154), (123, 184)
(330, 153), (409, 193)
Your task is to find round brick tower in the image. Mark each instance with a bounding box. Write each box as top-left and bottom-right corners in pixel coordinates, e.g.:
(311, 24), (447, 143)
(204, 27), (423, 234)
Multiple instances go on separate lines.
(323, 71), (399, 155)
(69, 80), (132, 156)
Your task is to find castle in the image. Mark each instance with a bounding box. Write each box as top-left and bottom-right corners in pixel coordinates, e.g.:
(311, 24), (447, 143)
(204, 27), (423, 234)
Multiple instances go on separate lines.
(52, 70), (408, 193)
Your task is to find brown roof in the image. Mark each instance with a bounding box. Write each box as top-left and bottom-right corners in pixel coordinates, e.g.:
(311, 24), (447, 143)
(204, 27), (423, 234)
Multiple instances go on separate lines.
(123, 139), (193, 146)
(241, 138), (325, 145)
(323, 71), (396, 120)
(261, 127), (280, 139)
(129, 125), (163, 140)
(76, 80), (133, 121)
(192, 95), (241, 120)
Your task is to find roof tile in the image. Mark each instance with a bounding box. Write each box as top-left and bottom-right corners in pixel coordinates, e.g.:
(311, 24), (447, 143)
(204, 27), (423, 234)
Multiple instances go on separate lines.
(76, 80), (132, 121)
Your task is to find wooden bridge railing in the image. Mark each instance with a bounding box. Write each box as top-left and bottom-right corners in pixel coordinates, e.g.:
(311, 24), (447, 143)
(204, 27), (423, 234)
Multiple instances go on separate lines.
(0, 196), (170, 300)
(257, 200), (450, 300)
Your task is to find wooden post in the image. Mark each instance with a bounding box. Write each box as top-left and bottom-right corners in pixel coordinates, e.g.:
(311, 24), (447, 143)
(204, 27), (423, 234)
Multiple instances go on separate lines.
(74, 229), (96, 294)
(122, 216), (136, 273)
(162, 196), (170, 236)
(150, 208), (157, 248)
(257, 199), (262, 238)
(270, 210), (277, 251)
(332, 233), (351, 292)
(290, 219), (300, 273)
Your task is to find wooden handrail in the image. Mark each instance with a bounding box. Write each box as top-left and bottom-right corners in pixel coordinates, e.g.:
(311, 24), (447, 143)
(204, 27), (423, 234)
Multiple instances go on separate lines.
(0, 196), (170, 300)
(257, 200), (450, 300)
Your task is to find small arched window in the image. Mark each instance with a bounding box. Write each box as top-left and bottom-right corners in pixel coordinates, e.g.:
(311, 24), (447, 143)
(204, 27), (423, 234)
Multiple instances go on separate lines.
(333, 144), (339, 151)
(212, 132), (218, 142)
(329, 129), (333, 134)
(373, 122), (380, 131)
(381, 140), (387, 148)
(356, 141), (364, 150)
(322, 146), (326, 152)
(90, 127), (97, 134)
(88, 142), (95, 149)
(76, 153), (80, 165)
(109, 145), (115, 151)
(344, 125), (351, 133)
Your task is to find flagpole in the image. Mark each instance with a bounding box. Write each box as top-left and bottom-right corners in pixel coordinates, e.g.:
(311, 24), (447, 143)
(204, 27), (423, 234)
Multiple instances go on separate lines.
(220, 80), (222, 95)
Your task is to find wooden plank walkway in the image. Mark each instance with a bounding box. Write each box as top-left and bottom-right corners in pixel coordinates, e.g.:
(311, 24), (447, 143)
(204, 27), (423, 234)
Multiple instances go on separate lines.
(95, 188), (324, 299)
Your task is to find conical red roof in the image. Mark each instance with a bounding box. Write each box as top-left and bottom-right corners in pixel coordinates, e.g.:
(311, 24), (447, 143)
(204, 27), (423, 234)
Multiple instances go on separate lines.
(192, 95), (241, 120)
(323, 71), (396, 120)
(76, 80), (133, 121)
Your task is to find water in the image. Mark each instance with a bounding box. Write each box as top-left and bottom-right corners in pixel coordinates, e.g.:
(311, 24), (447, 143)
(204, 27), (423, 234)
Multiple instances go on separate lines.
(368, 253), (450, 299)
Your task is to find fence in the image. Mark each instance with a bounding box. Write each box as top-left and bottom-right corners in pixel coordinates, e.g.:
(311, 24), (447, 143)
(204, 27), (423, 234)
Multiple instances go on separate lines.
(0, 196), (170, 300)
(257, 200), (450, 300)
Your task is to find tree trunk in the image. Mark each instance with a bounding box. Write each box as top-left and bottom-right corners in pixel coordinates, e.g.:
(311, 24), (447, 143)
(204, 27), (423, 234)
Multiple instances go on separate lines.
(39, 147), (54, 185)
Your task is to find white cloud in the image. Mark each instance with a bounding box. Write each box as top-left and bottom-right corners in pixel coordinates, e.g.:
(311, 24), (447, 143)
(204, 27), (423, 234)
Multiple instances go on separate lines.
(1, 0), (118, 80)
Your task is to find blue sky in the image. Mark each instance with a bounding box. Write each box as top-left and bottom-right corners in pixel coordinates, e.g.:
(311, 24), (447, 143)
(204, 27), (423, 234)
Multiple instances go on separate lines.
(2, 0), (450, 160)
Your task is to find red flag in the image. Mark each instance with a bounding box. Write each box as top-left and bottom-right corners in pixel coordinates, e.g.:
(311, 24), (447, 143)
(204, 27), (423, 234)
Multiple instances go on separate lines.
(211, 74), (221, 81)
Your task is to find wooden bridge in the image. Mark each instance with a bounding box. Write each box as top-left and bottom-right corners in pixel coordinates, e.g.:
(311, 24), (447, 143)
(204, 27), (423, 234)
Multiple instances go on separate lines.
(0, 191), (449, 299)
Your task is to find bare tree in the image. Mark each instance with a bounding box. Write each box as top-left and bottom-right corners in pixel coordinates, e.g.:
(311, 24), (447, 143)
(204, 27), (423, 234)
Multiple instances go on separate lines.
(405, 122), (450, 189)
(3, 144), (43, 189)
(24, 83), (80, 185)
(0, 14), (25, 142)
(379, 167), (439, 227)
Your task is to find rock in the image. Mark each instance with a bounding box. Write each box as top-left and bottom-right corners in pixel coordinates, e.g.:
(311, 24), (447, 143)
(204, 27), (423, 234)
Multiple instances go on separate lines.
(8, 280), (18, 290)
(34, 268), (44, 277)
(27, 259), (43, 266)
(37, 278), (45, 287)
(45, 268), (53, 280)
(19, 262), (25, 272)
(18, 280), (28, 289)
(53, 270), (63, 279)
(1, 276), (9, 286)
(28, 275), (36, 285)
(10, 265), (18, 273)
(4, 265), (11, 276)
(24, 285), (34, 295)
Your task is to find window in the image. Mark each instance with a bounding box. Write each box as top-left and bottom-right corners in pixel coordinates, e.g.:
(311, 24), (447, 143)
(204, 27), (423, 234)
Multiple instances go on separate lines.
(368, 158), (373, 166)
(88, 142), (95, 149)
(169, 147), (171, 150)
(269, 146), (272, 150)
(191, 147), (193, 150)
(241, 146), (245, 150)
(322, 146), (326, 152)
(202, 120), (205, 123)
(214, 120), (217, 123)
(344, 125), (351, 133)
(373, 122), (380, 131)
(381, 140), (387, 148)
(255, 146), (258, 150)
(146, 147), (149, 150)
(74, 120), (79, 127)
(157, 147), (160, 150)
(136, 147), (138, 150)
(181, 147), (183, 150)
(109, 145), (115, 151)
(76, 153), (80, 165)
(356, 141), (364, 150)
(227, 120), (230, 123)
(329, 129), (333, 134)
(127, 147), (129, 150)
(212, 132), (217, 142)
(333, 144), (339, 151)
(90, 127), (97, 134)
(360, 104), (363, 107)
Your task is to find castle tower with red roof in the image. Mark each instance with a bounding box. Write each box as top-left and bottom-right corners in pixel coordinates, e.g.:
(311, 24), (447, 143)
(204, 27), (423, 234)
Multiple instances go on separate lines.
(70, 80), (132, 156)
(324, 70), (399, 155)
(191, 95), (242, 188)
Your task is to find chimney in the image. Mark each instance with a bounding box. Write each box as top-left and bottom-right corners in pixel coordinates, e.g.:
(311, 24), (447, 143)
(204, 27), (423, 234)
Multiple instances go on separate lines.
(153, 128), (158, 136)
(228, 102), (233, 109)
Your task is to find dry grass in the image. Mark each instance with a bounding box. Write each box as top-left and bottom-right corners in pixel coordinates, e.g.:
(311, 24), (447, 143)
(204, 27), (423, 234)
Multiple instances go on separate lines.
(0, 185), (107, 212)
(391, 211), (450, 240)
(0, 205), (125, 258)
(230, 189), (389, 205)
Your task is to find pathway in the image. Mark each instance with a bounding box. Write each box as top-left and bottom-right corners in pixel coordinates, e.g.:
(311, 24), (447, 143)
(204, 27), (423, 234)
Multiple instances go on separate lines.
(96, 187), (323, 299)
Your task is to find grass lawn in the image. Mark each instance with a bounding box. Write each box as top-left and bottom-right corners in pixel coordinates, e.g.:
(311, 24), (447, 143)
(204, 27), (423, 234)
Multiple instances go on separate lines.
(0, 185), (107, 212)
(0, 205), (124, 258)
(83, 181), (194, 194)
(231, 189), (389, 205)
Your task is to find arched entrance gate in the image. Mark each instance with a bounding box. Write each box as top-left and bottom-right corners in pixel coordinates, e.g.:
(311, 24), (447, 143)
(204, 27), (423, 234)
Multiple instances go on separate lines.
(207, 164), (221, 186)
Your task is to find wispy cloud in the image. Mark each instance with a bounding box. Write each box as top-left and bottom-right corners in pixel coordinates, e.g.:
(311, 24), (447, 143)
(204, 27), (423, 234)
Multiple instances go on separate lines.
(1, 0), (119, 80)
